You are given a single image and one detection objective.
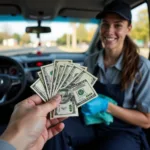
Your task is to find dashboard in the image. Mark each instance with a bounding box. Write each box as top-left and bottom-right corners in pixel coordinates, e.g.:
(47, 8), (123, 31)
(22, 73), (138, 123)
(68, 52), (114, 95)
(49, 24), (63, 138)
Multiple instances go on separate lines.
(0, 65), (22, 76)
(11, 53), (87, 84)
(0, 52), (87, 124)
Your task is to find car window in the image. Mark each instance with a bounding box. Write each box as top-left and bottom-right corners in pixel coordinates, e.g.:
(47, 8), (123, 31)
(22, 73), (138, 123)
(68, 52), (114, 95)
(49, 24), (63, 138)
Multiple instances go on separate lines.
(0, 19), (98, 55)
(131, 2), (149, 58)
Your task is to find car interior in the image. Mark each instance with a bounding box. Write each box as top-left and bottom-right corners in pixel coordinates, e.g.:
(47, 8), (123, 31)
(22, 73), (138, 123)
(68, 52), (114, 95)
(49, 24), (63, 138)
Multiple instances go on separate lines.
(0, 0), (149, 149)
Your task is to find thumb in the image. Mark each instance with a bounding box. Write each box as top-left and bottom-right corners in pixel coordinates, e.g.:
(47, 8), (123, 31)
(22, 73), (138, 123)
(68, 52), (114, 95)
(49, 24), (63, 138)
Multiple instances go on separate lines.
(39, 94), (61, 115)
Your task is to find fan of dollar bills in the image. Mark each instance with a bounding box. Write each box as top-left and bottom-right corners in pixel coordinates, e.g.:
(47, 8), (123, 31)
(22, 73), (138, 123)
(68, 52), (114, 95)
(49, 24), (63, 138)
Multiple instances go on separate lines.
(30, 60), (98, 119)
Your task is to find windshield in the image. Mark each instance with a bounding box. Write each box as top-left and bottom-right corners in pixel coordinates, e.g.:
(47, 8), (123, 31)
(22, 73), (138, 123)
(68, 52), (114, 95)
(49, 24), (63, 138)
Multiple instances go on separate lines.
(0, 16), (98, 56)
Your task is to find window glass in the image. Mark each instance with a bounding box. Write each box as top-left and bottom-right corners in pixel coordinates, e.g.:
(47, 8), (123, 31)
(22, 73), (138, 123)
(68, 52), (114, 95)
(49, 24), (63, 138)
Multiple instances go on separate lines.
(0, 18), (98, 56)
(131, 3), (149, 58)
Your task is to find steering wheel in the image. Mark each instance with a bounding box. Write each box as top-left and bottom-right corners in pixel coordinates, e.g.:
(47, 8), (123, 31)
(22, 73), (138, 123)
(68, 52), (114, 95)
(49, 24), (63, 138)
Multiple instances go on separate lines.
(0, 56), (26, 106)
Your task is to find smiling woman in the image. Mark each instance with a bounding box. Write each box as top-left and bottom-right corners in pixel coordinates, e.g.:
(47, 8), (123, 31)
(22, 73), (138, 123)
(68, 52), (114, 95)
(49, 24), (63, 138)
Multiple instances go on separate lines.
(100, 14), (132, 55)
(46, 1), (150, 150)
(99, 13), (138, 90)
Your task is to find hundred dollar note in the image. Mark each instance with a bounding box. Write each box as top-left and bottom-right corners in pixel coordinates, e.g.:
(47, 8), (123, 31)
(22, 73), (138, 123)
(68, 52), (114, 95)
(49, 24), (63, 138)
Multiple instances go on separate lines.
(71, 79), (98, 107)
(61, 64), (84, 88)
(41, 64), (54, 98)
(30, 78), (48, 102)
(52, 60), (73, 96)
(53, 87), (78, 118)
(67, 69), (98, 88)
(55, 64), (73, 93)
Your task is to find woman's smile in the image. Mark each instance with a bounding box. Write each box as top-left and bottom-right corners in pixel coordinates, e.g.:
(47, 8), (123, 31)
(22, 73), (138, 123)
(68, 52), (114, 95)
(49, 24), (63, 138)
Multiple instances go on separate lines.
(100, 13), (132, 51)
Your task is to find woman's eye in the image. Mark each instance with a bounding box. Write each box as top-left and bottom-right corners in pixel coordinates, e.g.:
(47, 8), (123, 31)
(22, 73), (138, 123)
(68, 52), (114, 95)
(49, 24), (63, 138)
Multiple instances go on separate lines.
(101, 23), (109, 28)
(115, 24), (122, 28)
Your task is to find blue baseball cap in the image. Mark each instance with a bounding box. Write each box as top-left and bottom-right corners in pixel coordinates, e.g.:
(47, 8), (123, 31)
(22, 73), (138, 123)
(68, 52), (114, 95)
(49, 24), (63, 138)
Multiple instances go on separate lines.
(96, 0), (132, 22)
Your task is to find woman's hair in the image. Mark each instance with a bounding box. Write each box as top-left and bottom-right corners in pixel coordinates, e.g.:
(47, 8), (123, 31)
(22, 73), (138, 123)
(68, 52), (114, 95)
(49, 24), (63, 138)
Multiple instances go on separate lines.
(121, 33), (140, 90)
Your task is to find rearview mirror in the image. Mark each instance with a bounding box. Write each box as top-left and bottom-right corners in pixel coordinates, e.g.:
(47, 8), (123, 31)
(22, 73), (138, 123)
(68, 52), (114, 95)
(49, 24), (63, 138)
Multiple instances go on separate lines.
(26, 26), (51, 33)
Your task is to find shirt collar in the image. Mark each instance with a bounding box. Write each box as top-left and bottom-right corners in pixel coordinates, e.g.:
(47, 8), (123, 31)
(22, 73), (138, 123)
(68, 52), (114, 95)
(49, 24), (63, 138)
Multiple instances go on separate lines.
(114, 53), (123, 71)
(97, 49), (123, 71)
(97, 49), (105, 71)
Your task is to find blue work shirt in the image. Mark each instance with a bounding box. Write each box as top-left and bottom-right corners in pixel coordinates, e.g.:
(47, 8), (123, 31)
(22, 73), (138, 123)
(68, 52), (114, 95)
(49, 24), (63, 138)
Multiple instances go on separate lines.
(84, 49), (150, 113)
(0, 140), (15, 150)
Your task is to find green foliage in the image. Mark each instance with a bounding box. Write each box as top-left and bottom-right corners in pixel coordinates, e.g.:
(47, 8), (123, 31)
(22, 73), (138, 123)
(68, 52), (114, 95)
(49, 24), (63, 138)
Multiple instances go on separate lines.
(56, 23), (97, 46)
(0, 31), (30, 45)
(0, 32), (11, 44)
(56, 34), (69, 45)
(87, 27), (96, 43)
(76, 24), (88, 43)
(13, 33), (21, 43)
(20, 33), (31, 45)
(130, 9), (149, 46)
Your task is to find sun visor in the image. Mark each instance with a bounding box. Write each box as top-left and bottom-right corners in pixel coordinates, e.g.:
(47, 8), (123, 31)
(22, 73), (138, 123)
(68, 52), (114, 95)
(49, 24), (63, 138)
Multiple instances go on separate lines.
(59, 8), (100, 18)
(0, 5), (21, 15)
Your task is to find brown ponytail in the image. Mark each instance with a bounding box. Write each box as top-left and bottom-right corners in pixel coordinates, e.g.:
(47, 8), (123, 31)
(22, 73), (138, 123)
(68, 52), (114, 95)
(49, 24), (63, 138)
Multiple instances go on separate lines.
(121, 35), (140, 90)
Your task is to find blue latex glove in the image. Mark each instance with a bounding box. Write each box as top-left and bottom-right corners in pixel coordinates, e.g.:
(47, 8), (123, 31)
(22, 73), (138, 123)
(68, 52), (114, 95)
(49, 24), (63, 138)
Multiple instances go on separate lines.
(81, 94), (109, 115)
(83, 112), (114, 125)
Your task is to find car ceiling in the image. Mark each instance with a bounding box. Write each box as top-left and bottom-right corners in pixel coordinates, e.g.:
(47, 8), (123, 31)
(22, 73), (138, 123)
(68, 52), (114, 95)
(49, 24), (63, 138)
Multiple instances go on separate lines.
(0, 0), (146, 20)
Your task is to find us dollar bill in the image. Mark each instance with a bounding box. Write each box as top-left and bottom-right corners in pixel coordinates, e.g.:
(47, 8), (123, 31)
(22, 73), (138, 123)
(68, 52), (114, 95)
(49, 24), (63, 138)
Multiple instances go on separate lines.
(53, 88), (78, 118)
(71, 79), (98, 107)
(54, 64), (65, 91)
(67, 69), (98, 88)
(37, 71), (44, 84)
(73, 63), (87, 70)
(30, 78), (48, 102)
(75, 70), (98, 85)
(41, 64), (54, 98)
(81, 66), (87, 70)
(73, 63), (80, 66)
(52, 60), (73, 96)
(61, 64), (83, 88)
(55, 64), (73, 92)
(37, 71), (49, 100)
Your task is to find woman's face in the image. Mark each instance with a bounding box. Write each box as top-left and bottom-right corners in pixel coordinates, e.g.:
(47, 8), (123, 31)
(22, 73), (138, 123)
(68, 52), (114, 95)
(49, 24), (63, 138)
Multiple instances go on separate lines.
(100, 13), (132, 51)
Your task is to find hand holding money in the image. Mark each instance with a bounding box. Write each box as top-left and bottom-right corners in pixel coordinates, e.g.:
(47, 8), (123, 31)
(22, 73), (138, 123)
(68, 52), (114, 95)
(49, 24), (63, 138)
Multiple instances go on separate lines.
(31, 60), (98, 118)
(0, 94), (65, 150)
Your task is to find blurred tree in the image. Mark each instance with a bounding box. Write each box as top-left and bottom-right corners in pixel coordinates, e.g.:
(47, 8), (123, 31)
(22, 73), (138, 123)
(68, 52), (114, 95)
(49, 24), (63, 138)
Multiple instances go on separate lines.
(130, 9), (149, 46)
(0, 32), (11, 44)
(13, 33), (21, 44)
(76, 24), (88, 43)
(56, 34), (67, 45)
(87, 27), (97, 43)
(20, 33), (30, 45)
(0, 24), (13, 44)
